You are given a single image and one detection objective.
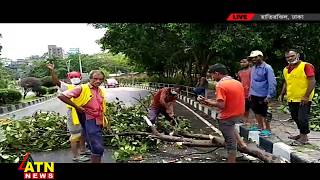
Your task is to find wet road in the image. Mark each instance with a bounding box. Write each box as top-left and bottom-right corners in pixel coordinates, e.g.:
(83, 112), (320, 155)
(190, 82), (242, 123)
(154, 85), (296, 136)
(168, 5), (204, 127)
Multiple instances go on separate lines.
(0, 87), (150, 120)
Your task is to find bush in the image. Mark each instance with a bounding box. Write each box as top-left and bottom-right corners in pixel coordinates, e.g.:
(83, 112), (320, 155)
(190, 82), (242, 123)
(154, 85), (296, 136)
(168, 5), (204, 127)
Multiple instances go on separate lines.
(0, 79), (8, 89)
(0, 89), (22, 105)
(47, 87), (58, 94)
(34, 86), (48, 96)
(310, 86), (320, 131)
(41, 76), (55, 88)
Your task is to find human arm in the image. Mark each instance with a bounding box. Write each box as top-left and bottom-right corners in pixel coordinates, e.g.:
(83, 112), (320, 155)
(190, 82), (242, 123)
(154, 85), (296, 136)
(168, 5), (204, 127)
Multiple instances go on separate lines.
(265, 66), (277, 103)
(198, 85), (225, 110)
(47, 63), (61, 87)
(301, 64), (316, 105)
(57, 86), (84, 112)
(278, 81), (287, 102)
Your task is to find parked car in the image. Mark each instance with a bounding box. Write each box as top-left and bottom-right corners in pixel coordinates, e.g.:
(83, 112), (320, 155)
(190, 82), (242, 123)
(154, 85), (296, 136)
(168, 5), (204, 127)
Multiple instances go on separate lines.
(106, 78), (119, 88)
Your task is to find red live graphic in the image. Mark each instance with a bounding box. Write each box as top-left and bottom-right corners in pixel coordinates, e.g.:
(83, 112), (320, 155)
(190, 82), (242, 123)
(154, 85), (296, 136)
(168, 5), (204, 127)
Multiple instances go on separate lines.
(227, 13), (256, 21)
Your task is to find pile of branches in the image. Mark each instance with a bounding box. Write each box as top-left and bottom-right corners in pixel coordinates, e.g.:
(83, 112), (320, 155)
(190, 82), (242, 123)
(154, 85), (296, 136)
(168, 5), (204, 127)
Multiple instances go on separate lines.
(104, 96), (282, 163)
(0, 95), (283, 163)
(0, 111), (69, 163)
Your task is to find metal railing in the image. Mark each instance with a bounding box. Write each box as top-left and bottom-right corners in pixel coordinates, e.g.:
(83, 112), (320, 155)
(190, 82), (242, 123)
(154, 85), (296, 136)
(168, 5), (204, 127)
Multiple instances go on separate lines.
(120, 81), (215, 99)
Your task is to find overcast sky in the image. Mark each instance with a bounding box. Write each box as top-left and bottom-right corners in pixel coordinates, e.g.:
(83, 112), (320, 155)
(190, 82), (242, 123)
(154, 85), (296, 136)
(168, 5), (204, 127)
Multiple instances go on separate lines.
(0, 23), (106, 60)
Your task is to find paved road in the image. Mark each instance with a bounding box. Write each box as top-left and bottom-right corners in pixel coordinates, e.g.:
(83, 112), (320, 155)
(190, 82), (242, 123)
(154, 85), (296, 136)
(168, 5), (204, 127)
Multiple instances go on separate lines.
(0, 87), (150, 120)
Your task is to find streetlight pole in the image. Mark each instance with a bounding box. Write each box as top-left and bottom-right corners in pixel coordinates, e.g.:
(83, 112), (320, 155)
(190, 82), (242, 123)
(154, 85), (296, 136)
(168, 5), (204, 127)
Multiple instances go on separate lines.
(79, 52), (82, 74)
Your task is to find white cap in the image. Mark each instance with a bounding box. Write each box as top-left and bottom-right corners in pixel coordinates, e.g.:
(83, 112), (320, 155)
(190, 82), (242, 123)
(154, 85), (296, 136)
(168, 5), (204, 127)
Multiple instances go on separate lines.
(248, 50), (263, 57)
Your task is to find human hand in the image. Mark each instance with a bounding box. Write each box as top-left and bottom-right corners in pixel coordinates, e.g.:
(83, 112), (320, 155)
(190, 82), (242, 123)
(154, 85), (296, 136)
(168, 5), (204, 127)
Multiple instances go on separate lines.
(76, 106), (85, 113)
(278, 94), (284, 102)
(197, 95), (205, 102)
(47, 63), (55, 70)
(264, 97), (271, 104)
(300, 96), (309, 106)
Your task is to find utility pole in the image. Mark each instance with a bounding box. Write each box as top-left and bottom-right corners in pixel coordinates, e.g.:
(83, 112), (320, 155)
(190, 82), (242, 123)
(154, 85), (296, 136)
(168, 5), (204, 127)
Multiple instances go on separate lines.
(79, 53), (82, 74)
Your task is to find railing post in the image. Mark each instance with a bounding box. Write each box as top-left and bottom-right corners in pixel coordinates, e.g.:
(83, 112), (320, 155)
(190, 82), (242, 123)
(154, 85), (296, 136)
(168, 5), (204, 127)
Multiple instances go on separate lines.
(186, 86), (189, 97)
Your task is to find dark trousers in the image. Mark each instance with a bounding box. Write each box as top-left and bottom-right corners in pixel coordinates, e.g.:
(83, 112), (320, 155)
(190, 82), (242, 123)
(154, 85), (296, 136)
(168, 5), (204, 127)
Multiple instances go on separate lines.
(148, 107), (172, 124)
(85, 119), (104, 156)
(193, 87), (206, 97)
(78, 112), (91, 150)
(288, 102), (311, 134)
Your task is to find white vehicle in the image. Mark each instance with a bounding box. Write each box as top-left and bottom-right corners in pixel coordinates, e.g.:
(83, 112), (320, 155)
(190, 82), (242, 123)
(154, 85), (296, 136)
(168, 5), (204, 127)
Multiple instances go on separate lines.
(106, 78), (119, 88)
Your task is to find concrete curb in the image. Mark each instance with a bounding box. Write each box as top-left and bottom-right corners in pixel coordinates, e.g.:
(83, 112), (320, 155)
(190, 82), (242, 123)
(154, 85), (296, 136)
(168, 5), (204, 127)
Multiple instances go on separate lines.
(0, 94), (57, 115)
(124, 83), (317, 163)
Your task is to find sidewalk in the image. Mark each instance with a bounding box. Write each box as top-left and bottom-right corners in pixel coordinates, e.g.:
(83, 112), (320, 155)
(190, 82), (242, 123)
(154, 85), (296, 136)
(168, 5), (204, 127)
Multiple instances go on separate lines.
(240, 111), (320, 163)
(0, 94), (57, 115)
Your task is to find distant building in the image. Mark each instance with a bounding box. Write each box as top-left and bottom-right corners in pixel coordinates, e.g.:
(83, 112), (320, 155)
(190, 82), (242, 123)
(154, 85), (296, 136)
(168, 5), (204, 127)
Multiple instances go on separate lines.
(0, 58), (13, 67)
(48, 45), (64, 58)
(26, 55), (43, 64)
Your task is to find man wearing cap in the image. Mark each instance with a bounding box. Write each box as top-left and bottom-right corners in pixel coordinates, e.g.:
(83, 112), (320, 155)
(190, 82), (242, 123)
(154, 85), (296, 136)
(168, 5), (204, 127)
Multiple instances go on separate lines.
(279, 49), (316, 145)
(198, 63), (247, 163)
(47, 63), (90, 162)
(248, 50), (276, 137)
(148, 86), (182, 125)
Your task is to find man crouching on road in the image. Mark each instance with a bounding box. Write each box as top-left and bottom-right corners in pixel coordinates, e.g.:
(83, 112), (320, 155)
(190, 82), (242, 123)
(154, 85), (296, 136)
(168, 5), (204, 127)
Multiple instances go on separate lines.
(198, 63), (246, 163)
(148, 86), (182, 125)
(58, 70), (107, 163)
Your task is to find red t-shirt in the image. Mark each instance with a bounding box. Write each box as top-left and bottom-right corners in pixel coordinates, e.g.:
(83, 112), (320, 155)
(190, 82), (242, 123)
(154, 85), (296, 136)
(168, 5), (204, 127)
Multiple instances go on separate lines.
(151, 88), (177, 109)
(238, 68), (251, 98)
(286, 62), (315, 77)
(216, 78), (245, 120)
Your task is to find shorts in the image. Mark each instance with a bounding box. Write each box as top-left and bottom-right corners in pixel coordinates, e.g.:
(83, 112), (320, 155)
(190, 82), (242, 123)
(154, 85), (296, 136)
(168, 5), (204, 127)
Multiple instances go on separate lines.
(66, 109), (82, 142)
(85, 119), (104, 156)
(148, 107), (173, 124)
(250, 95), (268, 117)
(218, 117), (240, 154)
(245, 98), (251, 112)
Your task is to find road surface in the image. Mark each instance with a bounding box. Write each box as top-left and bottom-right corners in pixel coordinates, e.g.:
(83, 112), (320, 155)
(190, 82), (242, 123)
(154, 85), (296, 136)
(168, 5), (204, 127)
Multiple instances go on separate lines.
(0, 87), (150, 120)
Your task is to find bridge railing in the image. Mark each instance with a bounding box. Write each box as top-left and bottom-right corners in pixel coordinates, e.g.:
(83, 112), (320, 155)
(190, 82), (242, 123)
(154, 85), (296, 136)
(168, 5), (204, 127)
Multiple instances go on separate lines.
(120, 81), (215, 99)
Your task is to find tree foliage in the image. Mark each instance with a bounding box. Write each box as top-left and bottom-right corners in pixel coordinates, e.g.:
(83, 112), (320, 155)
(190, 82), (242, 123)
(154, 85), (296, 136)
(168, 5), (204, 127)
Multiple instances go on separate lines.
(94, 23), (320, 85)
(19, 77), (41, 98)
(21, 53), (134, 80)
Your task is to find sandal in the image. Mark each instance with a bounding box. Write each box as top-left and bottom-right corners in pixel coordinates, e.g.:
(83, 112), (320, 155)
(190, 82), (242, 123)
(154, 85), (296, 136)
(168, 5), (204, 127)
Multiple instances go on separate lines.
(72, 155), (90, 162)
(290, 140), (309, 146)
(248, 125), (260, 131)
(80, 149), (91, 155)
(259, 130), (272, 137)
(288, 135), (300, 140)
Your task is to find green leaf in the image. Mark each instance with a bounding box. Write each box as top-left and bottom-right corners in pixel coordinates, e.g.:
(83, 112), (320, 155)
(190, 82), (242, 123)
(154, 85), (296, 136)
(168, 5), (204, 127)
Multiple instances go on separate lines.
(0, 154), (10, 159)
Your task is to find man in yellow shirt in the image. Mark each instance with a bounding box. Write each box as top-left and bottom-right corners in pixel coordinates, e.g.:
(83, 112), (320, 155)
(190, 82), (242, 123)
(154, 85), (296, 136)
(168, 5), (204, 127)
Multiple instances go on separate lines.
(279, 49), (316, 145)
(47, 64), (90, 162)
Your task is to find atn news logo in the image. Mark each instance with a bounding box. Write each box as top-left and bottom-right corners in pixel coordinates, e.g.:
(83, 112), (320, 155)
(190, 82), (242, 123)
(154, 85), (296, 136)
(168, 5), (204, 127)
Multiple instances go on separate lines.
(18, 152), (55, 179)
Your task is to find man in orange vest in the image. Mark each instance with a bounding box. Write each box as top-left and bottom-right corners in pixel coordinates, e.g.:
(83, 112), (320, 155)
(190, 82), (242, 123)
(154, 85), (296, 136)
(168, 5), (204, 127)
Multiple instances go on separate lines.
(279, 49), (316, 145)
(47, 64), (90, 162)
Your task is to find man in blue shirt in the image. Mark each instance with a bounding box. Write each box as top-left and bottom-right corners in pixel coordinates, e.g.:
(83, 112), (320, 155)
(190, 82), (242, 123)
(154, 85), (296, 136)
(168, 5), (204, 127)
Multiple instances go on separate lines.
(248, 50), (277, 137)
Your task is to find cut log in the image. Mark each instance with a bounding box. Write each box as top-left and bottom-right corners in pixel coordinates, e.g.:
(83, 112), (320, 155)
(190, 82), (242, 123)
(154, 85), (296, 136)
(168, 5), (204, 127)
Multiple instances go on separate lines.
(104, 131), (280, 163)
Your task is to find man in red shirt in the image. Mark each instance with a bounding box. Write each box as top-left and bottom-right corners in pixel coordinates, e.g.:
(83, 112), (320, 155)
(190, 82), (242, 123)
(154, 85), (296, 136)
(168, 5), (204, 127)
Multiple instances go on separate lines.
(58, 70), (106, 163)
(237, 58), (255, 127)
(199, 63), (246, 163)
(148, 86), (181, 124)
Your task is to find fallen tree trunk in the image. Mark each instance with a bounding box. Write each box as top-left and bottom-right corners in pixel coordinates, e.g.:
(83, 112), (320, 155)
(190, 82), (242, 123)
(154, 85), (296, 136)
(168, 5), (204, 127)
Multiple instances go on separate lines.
(104, 130), (281, 163)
